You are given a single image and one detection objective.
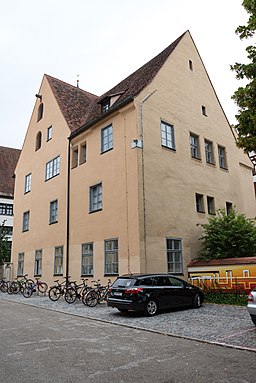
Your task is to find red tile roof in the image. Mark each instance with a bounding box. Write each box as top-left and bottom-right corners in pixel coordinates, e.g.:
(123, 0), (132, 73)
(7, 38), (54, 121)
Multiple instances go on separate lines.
(44, 31), (186, 137)
(0, 146), (21, 197)
(45, 75), (98, 133)
(187, 257), (256, 267)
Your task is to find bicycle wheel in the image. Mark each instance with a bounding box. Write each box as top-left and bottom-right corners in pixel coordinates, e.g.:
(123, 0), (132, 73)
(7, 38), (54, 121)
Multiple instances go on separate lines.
(22, 286), (33, 298)
(84, 290), (98, 307)
(64, 287), (77, 304)
(38, 282), (48, 294)
(0, 281), (8, 293)
(10, 281), (20, 294)
(48, 286), (62, 301)
(25, 279), (35, 287)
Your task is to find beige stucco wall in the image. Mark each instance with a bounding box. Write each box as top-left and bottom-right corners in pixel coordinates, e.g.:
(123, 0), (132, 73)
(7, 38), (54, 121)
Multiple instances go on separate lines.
(11, 76), (70, 283)
(133, 31), (256, 278)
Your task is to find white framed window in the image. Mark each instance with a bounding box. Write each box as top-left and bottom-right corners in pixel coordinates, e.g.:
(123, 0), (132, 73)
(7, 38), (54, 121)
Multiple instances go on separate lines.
(0, 203), (13, 216)
(166, 238), (183, 274)
(218, 145), (227, 169)
(54, 246), (63, 275)
(22, 211), (30, 232)
(17, 252), (24, 276)
(24, 173), (32, 193)
(34, 249), (42, 276)
(161, 121), (175, 150)
(47, 126), (52, 141)
(101, 124), (113, 153)
(105, 239), (118, 275)
(45, 156), (60, 180)
(49, 200), (58, 224)
(190, 133), (200, 159)
(90, 183), (102, 212)
(205, 139), (214, 164)
(195, 193), (204, 213)
(81, 243), (93, 276)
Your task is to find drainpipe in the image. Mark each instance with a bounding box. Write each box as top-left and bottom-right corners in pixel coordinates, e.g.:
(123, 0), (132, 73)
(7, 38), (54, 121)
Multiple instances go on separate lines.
(139, 90), (156, 273)
(66, 137), (71, 285)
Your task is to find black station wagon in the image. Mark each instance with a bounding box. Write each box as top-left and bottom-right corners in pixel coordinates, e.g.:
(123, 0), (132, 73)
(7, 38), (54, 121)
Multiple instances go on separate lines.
(107, 273), (204, 316)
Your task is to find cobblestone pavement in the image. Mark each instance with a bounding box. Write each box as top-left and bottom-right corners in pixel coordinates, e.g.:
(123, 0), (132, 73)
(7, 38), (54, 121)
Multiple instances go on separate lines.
(1, 292), (256, 352)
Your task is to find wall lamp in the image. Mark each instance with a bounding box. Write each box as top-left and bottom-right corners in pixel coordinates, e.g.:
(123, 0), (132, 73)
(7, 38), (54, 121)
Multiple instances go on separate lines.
(35, 94), (42, 100)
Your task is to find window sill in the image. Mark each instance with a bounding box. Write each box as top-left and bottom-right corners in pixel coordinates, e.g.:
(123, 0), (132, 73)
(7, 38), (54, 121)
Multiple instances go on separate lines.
(101, 147), (113, 155)
(196, 210), (205, 214)
(49, 221), (58, 225)
(53, 274), (63, 277)
(191, 156), (201, 161)
(161, 145), (176, 152)
(89, 208), (102, 214)
(104, 273), (119, 277)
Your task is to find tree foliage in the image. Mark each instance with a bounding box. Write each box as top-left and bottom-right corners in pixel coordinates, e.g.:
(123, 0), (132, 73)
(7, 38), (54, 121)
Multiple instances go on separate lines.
(0, 222), (11, 266)
(198, 208), (256, 260)
(230, 0), (256, 152)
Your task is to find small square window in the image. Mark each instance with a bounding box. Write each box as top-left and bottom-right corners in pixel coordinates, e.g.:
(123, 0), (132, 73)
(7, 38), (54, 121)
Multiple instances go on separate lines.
(195, 193), (204, 213)
(202, 106), (207, 116)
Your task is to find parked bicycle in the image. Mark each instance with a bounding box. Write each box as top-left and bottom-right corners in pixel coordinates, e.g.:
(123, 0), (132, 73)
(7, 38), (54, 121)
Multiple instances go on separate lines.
(48, 277), (75, 301)
(64, 278), (92, 304)
(83, 279), (112, 307)
(0, 278), (10, 293)
(22, 278), (48, 298)
(7, 274), (34, 294)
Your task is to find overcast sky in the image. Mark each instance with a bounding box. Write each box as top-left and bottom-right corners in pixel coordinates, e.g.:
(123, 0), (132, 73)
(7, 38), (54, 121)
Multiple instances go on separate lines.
(0, 0), (249, 149)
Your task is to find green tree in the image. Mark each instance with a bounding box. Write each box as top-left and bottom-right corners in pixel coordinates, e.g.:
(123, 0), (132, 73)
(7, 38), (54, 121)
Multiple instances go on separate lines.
(230, 0), (256, 152)
(198, 208), (256, 260)
(0, 222), (11, 266)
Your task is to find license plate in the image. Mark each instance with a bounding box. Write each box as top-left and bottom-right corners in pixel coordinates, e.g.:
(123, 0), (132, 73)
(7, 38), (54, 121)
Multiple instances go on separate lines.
(113, 292), (122, 296)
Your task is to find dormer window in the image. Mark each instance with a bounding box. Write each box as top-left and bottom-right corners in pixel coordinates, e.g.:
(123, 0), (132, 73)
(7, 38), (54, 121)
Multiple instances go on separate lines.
(101, 98), (110, 113)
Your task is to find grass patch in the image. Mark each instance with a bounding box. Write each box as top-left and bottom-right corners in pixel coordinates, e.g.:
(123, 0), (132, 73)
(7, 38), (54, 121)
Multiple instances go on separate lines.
(204, 290), (248, 306)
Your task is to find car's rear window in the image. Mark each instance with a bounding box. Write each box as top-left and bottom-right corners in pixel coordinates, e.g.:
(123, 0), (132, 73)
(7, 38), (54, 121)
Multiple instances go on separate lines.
(112, 278), (136, 288)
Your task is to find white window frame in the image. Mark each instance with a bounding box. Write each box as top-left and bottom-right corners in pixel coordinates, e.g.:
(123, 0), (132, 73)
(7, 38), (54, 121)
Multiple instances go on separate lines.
(24, 173), (32, 193)
(81, 243), (93, 276)
(190, 133), (200, 159)
(90, 183), (102, 212)
(34, 249), (42, 276)
(166, 238), (183, 274)
(161, 121), (176, 150)
(22, 211), (30, 232)
(101, 124), (113, 153)
(104, 239), (118, 275)
(17, 252), (24, 276)
(54, 246), (63, 275)
(45, 156), (60, 180)
(49, 200), (58, 224)
(218, 145), (227, 169)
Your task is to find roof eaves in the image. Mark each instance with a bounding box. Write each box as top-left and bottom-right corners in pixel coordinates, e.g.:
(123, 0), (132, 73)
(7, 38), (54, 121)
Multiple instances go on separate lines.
(70, 95), (134, 139)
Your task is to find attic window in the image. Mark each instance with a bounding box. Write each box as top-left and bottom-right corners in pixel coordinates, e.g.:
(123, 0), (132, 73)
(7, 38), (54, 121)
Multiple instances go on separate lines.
(202, 105), (207, 116)
(101, 98), (110, 113)
(37, 103), (44, 122)
(35, 131), (42, 151)
(189, 60), (193, 71)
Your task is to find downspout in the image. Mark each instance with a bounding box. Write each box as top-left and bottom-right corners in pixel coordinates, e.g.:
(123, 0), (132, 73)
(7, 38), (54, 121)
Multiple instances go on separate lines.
(66, 137), (71, 285)
(140, 90), (156, 273)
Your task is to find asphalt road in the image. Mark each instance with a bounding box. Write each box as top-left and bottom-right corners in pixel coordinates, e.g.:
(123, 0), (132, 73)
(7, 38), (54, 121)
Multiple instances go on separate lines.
(0, 299), (256, 383)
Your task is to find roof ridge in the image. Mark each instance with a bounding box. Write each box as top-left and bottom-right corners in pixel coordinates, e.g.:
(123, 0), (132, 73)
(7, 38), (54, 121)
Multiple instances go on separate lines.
(45, 74), (98, 98)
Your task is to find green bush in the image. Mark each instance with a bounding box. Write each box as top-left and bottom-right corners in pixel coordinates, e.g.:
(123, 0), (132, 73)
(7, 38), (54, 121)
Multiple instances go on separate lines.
(204, 290), (248, 306)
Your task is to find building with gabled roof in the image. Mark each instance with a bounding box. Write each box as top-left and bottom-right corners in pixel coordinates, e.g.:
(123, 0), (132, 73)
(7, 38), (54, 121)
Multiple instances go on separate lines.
(11, 31), (256, 285)
(0, 146), (21, 275)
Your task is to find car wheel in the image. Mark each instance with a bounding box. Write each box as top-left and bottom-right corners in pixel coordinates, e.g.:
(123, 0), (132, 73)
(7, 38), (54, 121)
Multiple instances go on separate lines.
(192, 293), (201, 308)
(250, 315), (256, 326)
(144, 299), (158, 316)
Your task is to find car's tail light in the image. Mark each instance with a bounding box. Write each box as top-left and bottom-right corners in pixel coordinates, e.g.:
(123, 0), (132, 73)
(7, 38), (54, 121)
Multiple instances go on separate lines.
(124, 287), (143, 294)
(248, 293), (254, 302)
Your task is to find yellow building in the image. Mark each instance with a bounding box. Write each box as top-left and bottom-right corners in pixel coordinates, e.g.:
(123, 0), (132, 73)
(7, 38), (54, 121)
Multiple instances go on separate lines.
(11, 31), (256, 286)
